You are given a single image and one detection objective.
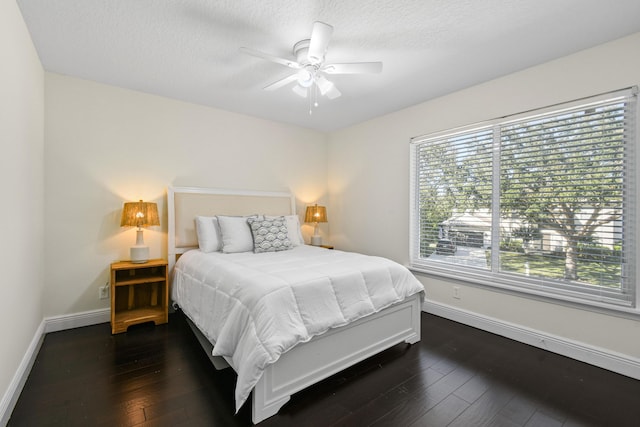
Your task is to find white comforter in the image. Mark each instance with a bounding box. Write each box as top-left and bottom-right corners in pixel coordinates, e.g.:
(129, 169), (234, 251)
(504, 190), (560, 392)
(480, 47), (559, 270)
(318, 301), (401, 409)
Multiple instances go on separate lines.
(172, 245), (424, 411)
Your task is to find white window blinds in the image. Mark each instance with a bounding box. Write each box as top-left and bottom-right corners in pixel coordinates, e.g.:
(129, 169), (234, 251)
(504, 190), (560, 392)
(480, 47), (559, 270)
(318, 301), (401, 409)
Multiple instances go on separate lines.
(410, 88), (637, 308)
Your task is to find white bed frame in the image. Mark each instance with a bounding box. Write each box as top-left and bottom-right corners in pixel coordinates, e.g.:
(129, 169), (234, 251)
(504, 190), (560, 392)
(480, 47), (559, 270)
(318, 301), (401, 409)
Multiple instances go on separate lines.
(167, 186), (422, 424)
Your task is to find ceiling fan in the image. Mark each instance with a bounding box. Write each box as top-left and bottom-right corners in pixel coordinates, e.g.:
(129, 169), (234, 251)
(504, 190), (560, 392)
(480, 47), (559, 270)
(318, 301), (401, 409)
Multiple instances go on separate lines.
(240, 21), (382, 110)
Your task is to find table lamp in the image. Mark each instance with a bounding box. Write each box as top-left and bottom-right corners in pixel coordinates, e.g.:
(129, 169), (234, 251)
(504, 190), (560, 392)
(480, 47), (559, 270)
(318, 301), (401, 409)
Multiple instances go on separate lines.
(120, 200), (160, 263)
(304, 204), (328, 246)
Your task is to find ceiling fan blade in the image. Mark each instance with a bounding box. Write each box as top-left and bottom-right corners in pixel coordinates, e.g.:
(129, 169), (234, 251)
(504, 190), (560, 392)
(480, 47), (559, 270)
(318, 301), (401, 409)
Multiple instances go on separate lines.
(323, 62), (383, 74)
(307, 21), (333, 64)
(239, 47), (300, 69)
(264, 73), (298, 91)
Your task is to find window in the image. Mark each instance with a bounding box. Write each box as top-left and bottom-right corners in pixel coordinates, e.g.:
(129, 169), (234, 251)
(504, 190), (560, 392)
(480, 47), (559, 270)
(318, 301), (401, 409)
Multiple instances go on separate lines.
(410, 88), (637, 309)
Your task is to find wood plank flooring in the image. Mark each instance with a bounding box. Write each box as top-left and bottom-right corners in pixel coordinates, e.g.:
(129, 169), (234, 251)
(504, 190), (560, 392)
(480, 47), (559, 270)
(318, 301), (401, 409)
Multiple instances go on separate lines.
(9, 311), (640, 426)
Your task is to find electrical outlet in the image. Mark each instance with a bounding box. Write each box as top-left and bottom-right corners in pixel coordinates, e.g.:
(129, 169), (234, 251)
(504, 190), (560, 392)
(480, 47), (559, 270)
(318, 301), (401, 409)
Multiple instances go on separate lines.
(99, 284), (109, 300)
(453, 286), (461, 299)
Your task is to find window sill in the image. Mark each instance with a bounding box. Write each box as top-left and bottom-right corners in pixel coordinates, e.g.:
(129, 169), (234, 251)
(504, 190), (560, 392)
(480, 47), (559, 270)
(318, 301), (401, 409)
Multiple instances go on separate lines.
(409, 264), (640, 321)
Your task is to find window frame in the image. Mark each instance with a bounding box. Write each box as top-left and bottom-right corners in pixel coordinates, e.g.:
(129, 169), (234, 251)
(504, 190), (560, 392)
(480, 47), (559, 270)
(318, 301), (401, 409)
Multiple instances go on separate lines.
(409, 87), (638, 313)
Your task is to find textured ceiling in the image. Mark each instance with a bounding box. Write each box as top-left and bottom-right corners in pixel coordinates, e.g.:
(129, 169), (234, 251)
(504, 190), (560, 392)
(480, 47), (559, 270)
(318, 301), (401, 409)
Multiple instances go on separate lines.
(17, 0), (640, 132)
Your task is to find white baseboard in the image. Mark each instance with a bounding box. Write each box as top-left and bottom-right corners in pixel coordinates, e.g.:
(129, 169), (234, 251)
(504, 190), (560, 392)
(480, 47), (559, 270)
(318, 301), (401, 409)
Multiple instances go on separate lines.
(0, 308), (109, 426)
(423, 300), (640, 381)
(44, 308), (110, 333)
(0, 320), (45, 427)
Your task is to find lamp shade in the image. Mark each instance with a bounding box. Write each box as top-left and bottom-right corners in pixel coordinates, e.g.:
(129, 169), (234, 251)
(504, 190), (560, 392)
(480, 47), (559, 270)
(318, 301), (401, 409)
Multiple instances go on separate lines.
(304, 204), (327, 223)
(120, 200), (159, 263)
(120, 200), (160, 228)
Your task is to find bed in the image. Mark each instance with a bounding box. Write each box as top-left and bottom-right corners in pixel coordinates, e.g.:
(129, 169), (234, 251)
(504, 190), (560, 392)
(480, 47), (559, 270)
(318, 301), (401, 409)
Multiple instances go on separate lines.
(167, 186), (424, 424)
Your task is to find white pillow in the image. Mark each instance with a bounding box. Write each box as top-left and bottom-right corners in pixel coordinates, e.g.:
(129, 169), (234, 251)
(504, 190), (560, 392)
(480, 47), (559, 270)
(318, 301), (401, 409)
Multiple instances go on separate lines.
(195, 216), (221, 252)
(217, 215), (257, 253)
(265, 214), (304, 246)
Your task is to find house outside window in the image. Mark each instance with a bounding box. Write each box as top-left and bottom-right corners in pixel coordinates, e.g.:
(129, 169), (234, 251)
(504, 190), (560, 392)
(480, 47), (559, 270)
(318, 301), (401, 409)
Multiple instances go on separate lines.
(409, 88), (637, 310)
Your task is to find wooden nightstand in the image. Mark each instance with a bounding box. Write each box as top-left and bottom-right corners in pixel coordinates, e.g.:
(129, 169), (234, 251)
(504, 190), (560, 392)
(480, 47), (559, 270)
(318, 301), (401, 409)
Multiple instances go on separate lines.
(110, 259), (168, 334)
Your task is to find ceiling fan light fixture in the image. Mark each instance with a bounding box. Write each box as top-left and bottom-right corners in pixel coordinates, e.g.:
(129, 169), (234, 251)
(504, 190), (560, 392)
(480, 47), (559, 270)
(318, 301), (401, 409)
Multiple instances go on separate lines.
(292, 85), (308, 98)
(316, 76), (334, 95)
(297, 67), (314, 88)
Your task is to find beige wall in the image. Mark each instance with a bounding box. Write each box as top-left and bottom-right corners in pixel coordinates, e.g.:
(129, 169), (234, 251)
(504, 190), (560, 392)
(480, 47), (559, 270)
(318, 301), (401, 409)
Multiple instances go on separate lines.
(4, 2), (640, 413)
(0, 0), (45, 415)
(44, 74), (327, 317)
(328, 32), (640, 359)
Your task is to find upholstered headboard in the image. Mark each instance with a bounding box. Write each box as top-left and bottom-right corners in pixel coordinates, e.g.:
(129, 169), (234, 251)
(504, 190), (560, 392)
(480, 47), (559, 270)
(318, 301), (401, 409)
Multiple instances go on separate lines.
(167, 186), (296, 276)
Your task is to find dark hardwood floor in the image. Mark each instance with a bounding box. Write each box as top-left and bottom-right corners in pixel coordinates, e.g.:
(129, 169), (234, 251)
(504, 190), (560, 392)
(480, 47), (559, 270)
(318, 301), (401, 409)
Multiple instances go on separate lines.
(9, 311), (640, 426)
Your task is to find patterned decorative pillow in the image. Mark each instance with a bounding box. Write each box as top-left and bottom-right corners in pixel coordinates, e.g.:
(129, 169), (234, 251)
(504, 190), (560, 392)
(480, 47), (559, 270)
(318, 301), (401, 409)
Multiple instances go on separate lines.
(247, 216), (293, 253)
(265, 214), (304, 246)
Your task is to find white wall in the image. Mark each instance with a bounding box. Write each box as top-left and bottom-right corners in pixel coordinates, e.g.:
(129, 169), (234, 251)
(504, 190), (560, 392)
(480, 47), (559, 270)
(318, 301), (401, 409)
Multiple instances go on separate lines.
(0, 0), (45, 419)
(44, 74), (327, 317)
(328, 32), (640, 360)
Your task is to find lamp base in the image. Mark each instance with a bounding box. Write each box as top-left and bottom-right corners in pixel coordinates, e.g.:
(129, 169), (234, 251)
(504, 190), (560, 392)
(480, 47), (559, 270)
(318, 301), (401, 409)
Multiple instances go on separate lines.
(310, 235), (322, 246)
(130, 246), (150, 263)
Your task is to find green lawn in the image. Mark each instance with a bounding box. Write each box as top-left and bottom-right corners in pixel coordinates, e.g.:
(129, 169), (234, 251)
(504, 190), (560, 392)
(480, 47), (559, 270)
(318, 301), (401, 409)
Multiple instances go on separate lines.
(495, 251), (621, 289)
(423, 240), (621, 289)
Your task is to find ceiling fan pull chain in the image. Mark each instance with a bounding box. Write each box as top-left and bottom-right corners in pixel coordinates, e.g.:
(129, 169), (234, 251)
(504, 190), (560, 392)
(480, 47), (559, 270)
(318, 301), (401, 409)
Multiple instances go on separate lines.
(309, 88), (313, 115)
